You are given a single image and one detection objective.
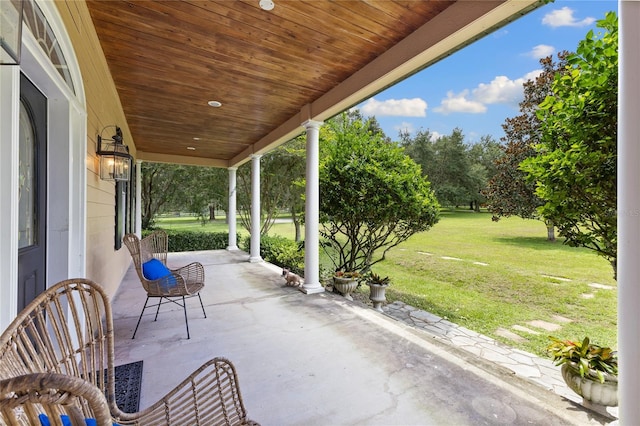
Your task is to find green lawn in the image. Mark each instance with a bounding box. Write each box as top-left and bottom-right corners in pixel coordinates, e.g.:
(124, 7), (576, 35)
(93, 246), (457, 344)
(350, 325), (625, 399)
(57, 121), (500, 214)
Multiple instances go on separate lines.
(156, 210), (617, 356)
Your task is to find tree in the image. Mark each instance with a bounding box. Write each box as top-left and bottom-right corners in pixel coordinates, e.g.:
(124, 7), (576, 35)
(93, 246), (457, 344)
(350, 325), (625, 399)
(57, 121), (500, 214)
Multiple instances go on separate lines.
(467, 135), (502, 212)
(521, 12), (618, 274)
(483, 52), (570, 241)
(319, 112), (440, 272)
(237, 139), (306, 237)
(140, 162), (187, 229)
(141, 163), (228, 229)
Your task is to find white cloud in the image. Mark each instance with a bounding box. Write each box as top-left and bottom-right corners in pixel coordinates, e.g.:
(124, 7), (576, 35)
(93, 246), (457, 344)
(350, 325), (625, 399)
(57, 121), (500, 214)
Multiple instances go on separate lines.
(542, 7), (596, 28)
(433, 90), (486, 115)
(434, 70), (544, 114)
(473, 76), (527, 105)
(528, 44), (555, 59)
(393, 121), (416, 135)
(360, 97), (427, 117)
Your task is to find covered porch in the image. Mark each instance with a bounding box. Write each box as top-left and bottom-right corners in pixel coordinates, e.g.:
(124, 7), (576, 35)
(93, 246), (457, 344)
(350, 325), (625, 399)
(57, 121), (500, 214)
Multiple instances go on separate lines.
(110, 249), (610, 425)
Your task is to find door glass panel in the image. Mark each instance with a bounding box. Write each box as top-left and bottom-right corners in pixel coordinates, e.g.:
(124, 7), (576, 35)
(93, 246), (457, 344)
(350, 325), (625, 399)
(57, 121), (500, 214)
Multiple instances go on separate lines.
(18, 101), (37, 249)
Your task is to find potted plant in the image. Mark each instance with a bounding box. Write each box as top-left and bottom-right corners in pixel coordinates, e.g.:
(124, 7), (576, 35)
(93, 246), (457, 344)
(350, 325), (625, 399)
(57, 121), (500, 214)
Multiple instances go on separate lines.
(366, 272), (390, 312)
(546, 336), (618, 407)
(332, 271), (361, 301)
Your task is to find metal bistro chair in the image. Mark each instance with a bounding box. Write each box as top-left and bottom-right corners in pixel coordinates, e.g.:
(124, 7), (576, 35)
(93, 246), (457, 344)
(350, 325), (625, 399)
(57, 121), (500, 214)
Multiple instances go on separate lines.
(0, 278), (259, 425)
(123, 230), (206, 339)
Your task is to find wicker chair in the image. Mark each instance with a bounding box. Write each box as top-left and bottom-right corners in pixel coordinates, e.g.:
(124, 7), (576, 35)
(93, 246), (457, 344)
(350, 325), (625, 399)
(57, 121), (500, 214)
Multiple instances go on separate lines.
(123, 230), (206, 339)
(0, 278), (259, 425)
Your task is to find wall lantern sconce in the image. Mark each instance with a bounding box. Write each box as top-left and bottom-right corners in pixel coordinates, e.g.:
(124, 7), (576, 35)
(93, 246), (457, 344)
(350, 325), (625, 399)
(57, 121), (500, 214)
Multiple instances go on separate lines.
(97, 126), (132, 182)
(0, 0), (24, 65)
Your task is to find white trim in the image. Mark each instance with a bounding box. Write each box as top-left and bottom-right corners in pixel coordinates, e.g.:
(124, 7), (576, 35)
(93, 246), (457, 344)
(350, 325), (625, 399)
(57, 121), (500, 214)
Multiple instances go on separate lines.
(0, 66), (21, 329)
(0, 0), (86, 331)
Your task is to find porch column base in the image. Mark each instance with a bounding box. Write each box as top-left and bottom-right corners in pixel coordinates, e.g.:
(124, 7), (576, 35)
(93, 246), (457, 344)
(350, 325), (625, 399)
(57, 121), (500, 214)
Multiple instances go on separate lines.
(301, 282), (324, 294)
(226, 245), (239, 251)
(249, 256), (263, 263)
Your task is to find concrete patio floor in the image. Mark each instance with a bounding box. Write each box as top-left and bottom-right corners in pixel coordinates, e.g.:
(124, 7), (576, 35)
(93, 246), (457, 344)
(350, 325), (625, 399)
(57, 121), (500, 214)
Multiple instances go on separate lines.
(111, 249), (612, 425)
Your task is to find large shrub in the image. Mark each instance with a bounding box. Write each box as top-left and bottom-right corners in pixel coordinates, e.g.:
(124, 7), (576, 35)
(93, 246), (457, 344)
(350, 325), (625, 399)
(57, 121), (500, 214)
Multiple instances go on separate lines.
(320, 112), (440, 273)
(241, 235), (304, 275)
(142, 230), (236, 252)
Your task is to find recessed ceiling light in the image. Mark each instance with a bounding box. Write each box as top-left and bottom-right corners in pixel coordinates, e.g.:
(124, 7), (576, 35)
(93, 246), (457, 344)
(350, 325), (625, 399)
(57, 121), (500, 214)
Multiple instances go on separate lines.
(208, 100), (222, 107)
(187, 146), (196, 150)
(193, 137), (200, 141)
(259, 0), (274, 11)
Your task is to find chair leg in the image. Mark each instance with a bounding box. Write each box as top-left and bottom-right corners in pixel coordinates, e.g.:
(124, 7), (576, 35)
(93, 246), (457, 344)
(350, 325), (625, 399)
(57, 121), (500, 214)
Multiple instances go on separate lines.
(132, 296), (150, 339)
(198, 293), (207, 318)
(183, 295), (190, 339)
(153, 296), (163, 321)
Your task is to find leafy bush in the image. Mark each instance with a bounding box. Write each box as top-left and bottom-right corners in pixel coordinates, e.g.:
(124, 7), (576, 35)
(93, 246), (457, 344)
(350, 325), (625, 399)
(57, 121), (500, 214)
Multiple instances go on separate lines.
(143, 229), (236, 252)
(241, 235), (304, 275)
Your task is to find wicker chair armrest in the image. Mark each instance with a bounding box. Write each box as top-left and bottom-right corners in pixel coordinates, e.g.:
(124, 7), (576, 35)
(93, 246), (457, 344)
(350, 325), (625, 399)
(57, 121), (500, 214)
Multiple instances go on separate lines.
(111, 358), (258, 426)
(170, 262), (205, 286)
(142, 273), (189, 297)
(0, 373), (113, 426)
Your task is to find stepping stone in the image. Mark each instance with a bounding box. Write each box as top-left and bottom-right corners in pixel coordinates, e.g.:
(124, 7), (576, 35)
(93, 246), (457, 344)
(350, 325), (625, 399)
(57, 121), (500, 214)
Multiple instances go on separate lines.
(473, 262), (489, 266)
(589, 283), (615, 290)
(581, 293), (595, 299)
(551, 315), (572, 324)
(417, 251), (432, 256)
(526, 320), (561, 332)
(441, 256), (463, 261)
(541, 274), (571, 282)
(496, 327), (527, 343)
(512, 325), (540, 335)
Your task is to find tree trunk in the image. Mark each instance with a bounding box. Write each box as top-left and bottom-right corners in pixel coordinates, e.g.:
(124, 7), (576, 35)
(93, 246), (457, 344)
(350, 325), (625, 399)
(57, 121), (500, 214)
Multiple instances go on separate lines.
(209, 205), (216, 221)
(291, 207), (301, 242)
(545, 219), (556, 242)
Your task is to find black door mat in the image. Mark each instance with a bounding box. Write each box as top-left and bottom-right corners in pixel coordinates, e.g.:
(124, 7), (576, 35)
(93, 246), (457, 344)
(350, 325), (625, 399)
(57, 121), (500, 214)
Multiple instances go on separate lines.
(108, 360), (144, 413)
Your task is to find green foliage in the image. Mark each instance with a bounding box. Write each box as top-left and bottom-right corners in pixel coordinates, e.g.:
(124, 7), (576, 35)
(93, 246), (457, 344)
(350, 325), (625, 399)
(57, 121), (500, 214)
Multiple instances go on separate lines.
(401, 129), (500, 210)
(320, 111), (440, 272)
(484, 53), (569, 224)
(366, 272), (390, 285)
(547, 336), (618, 382)
(521, 12), (618, 275)
(142, 229), (234, 252)
(240, 235), (305, 275)
(237, 139), (306, 237)
(141, 163), (228, 229)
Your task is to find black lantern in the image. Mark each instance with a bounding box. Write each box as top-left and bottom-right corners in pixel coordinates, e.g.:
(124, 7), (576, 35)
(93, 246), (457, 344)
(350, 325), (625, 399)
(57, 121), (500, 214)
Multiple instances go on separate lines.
(0, 0), (24, 65)
(97, 126), (132, 182)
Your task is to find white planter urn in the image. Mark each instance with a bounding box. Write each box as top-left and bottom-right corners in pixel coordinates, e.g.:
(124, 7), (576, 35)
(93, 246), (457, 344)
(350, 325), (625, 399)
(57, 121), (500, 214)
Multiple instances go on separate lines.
(561, 363), (618, 407)
(367, 283), (388, 312)
(333, 277), (359, 301)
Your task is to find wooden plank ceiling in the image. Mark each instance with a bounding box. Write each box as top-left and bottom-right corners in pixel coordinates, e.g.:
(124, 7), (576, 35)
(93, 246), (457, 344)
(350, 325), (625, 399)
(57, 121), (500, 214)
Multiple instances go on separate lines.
(86, 0), (542, 168)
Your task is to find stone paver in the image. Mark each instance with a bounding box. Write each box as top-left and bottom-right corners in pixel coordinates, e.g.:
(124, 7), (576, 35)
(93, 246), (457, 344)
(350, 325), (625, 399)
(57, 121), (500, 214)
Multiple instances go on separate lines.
(512, 324), (541, 335)
(541, 274), (572, 282)
(380, 300), (619, 422)
(441, 256), (463, 261)
(552, 315), (573, 323)
(496, 327), (527, 343)
(589, 283), (615, 290)
(527, 319), (562, 331)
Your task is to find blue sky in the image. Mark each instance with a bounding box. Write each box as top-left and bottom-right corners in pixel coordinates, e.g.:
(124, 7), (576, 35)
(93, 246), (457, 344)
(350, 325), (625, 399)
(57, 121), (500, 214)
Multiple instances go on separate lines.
(355, 1), (617, 144)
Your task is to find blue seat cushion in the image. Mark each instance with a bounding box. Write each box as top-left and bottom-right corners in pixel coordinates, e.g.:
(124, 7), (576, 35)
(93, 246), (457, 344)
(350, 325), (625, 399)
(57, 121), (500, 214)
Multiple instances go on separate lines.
(142, 258), (177, 289)
(39, 414), (121, 426)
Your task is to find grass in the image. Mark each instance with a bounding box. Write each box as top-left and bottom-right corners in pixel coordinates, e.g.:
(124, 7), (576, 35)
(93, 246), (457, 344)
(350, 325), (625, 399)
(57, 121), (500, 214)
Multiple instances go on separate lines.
(156, 210), (617, 357)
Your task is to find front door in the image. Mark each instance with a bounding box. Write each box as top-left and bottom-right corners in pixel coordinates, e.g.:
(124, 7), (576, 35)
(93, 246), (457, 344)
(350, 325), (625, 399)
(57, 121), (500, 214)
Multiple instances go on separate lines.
(17, 74), (47, 312)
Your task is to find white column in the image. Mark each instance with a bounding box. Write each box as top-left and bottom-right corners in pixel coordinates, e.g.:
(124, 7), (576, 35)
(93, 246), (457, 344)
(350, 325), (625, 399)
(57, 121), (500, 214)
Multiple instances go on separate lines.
(0, 65), (20, 331)
(301, 120), (324, 294)
(135, 160), (142, 237)
(227, 167), (238, 250)
(249, 155), (263, 262)
(618, 2), (640, 422)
